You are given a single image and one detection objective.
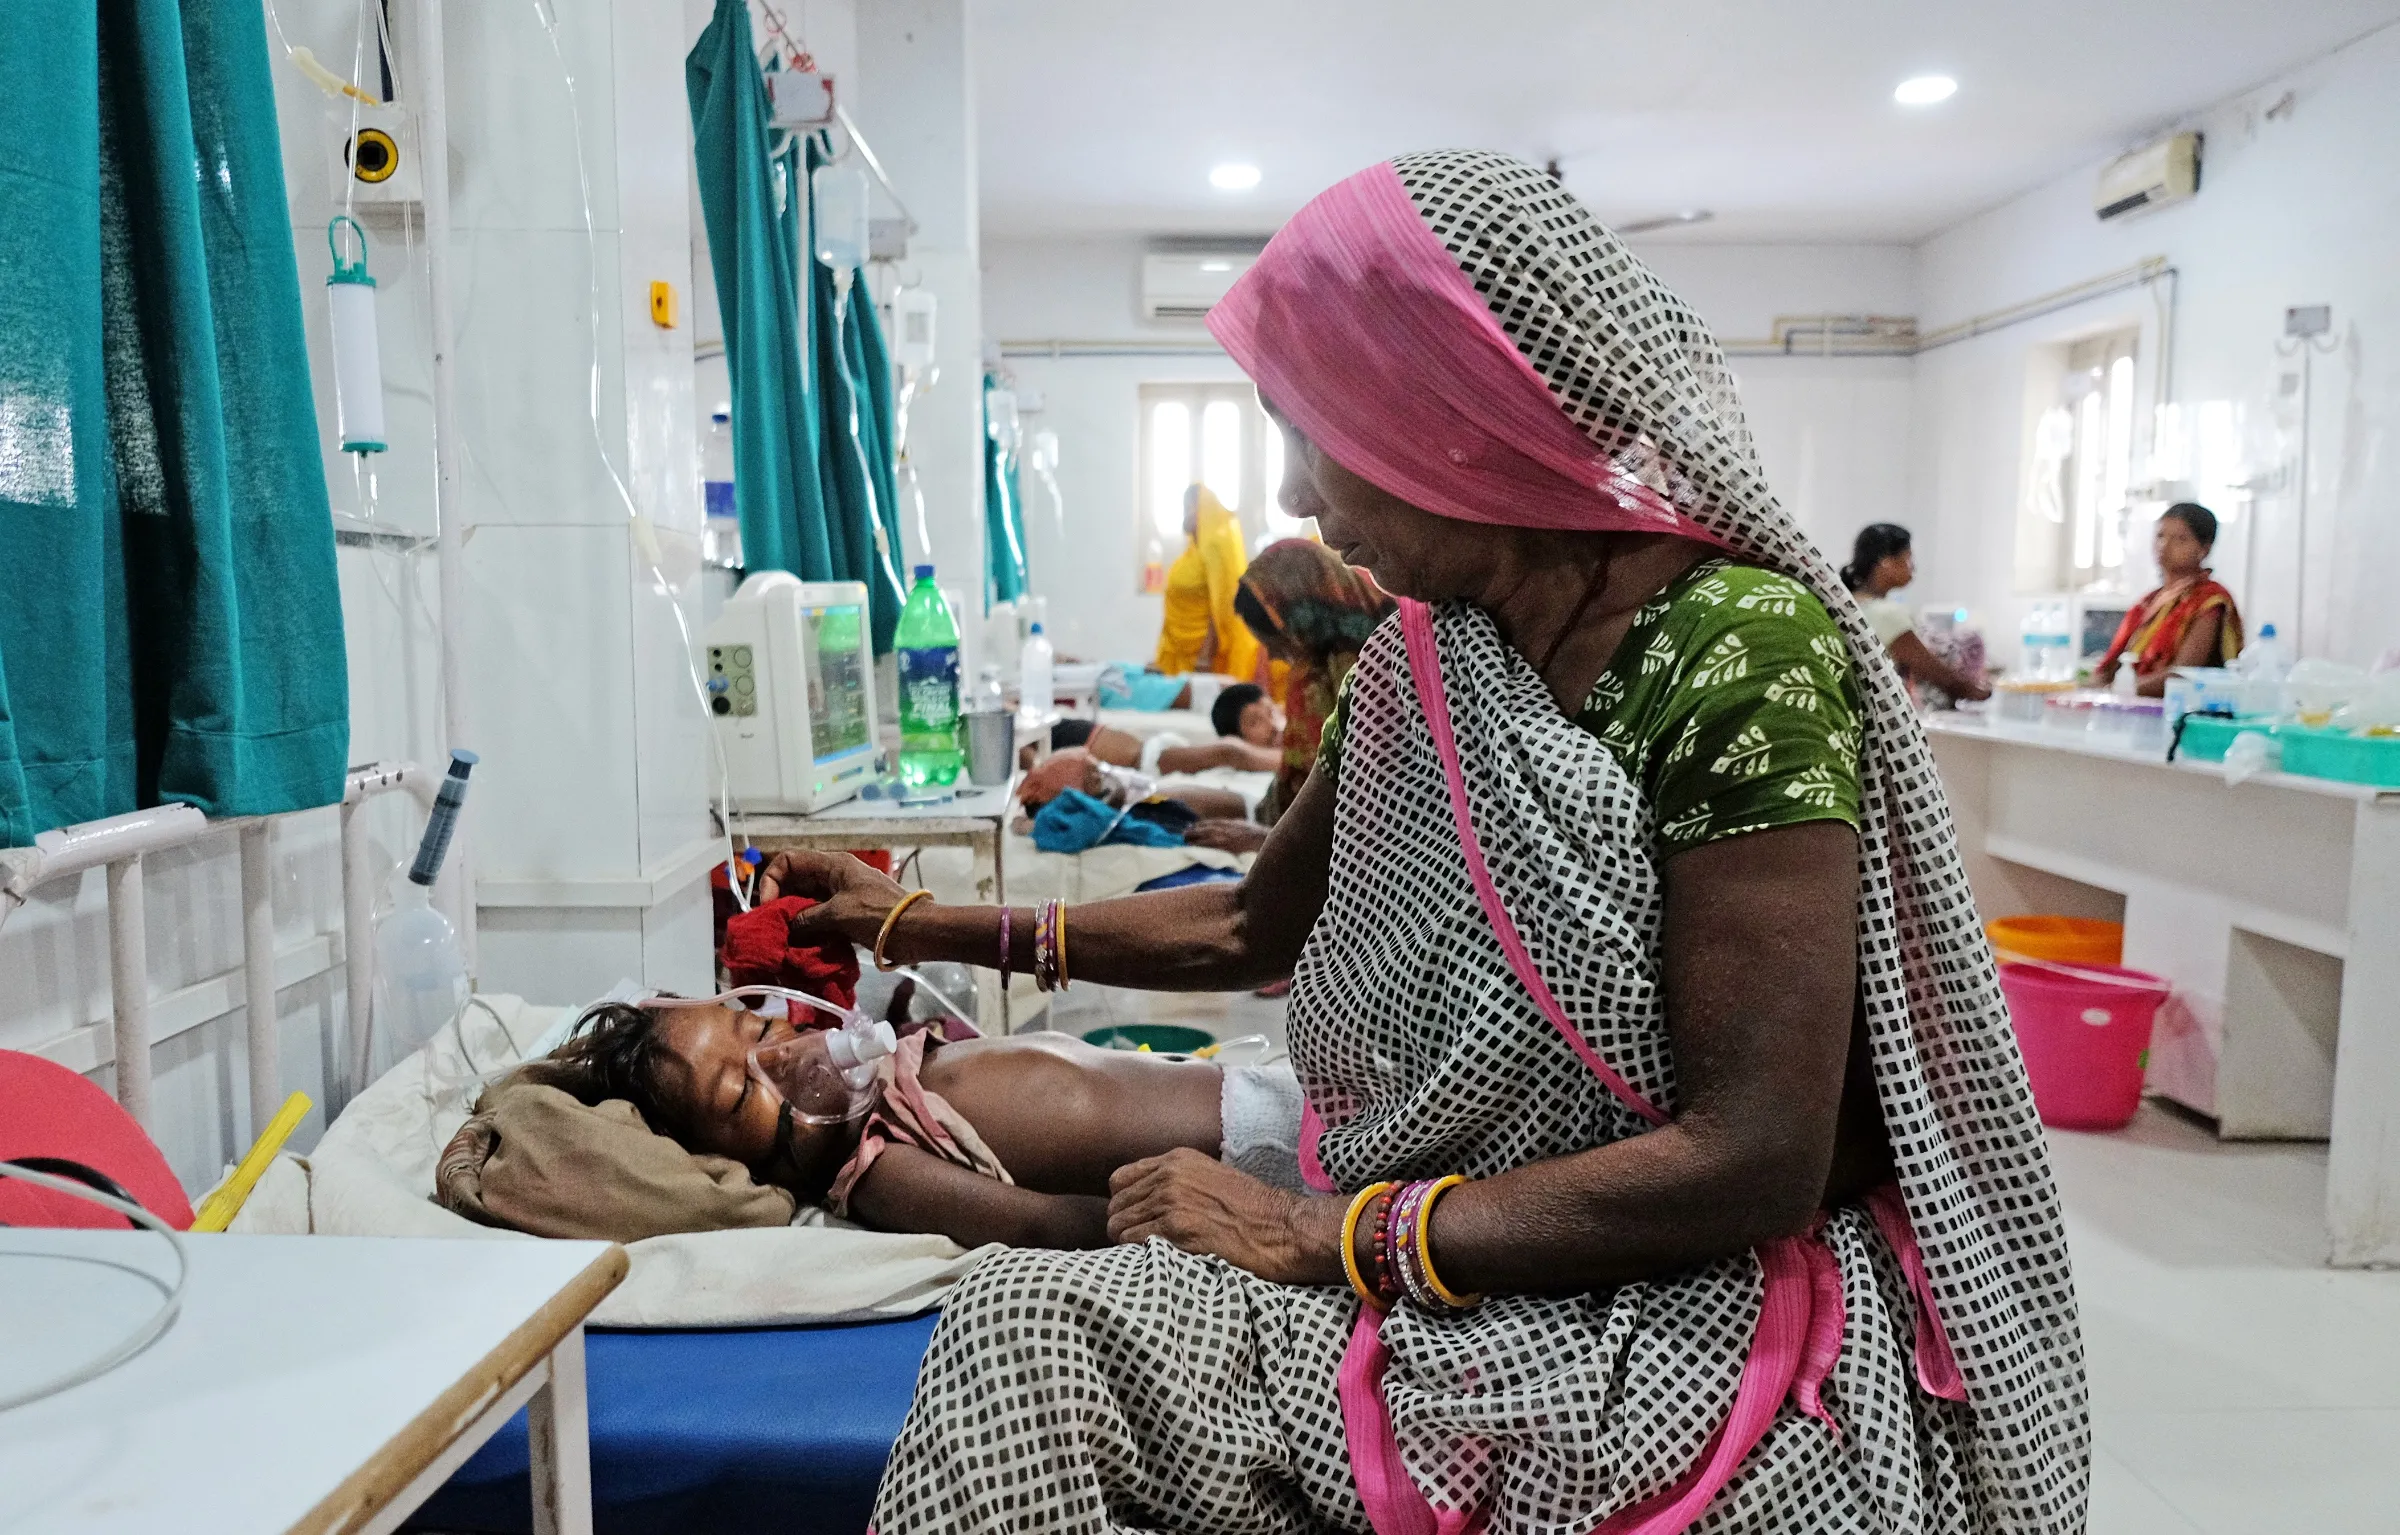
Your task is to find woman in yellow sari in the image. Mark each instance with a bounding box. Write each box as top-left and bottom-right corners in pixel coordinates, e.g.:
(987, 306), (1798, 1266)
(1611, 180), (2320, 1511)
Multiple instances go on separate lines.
(1154, 485), (1263, 682)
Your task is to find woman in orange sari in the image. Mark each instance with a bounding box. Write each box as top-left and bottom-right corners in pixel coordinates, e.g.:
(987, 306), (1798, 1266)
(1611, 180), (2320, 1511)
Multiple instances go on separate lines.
(2095, 502), (2244, 697)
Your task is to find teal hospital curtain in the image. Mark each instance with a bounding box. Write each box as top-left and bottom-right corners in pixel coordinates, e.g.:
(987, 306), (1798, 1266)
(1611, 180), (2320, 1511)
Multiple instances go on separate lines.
(688, 0), (906, 652)
(0, 0), (348, 844)
(983, 378), (1028, 608)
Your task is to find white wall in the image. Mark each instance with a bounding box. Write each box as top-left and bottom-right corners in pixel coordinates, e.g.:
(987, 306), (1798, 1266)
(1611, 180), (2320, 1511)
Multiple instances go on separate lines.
(1912, 23), (2400, 665)
(0, 0), (740, 1193)
(983, 236), (1920, 661)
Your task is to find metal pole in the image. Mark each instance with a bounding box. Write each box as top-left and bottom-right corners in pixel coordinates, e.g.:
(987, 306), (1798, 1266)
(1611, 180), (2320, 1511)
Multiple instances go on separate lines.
(340, 797), (376, 1103)
(238, 822), (280, 1135)
(415, 0), (475, 977)
(105, 855), (152, 1128)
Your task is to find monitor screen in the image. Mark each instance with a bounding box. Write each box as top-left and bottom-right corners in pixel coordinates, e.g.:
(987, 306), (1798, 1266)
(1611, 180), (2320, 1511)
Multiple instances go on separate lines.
(2079, 604), (2131, 660)
(805, 605), (872, 762)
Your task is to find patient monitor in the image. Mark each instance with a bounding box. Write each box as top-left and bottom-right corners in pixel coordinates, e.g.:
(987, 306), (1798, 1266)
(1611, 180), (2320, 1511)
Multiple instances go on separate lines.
(706, 574), (879, 813)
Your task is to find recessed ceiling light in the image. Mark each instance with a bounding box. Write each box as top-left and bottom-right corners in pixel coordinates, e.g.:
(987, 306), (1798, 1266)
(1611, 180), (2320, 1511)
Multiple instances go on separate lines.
(1209, 163), (1262, 192)
(1894, 74), (1957, 107)
(1197, 259), (1233, 273)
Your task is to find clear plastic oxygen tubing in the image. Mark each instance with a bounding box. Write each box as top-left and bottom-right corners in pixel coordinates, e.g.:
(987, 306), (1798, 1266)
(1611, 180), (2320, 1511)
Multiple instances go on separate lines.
(0, 1164), (189, 1412)
(526, 0), (751, 909)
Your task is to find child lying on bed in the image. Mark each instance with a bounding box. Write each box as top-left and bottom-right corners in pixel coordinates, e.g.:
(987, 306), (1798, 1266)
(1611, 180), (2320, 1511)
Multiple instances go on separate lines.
(539, 992), (1303, 1252)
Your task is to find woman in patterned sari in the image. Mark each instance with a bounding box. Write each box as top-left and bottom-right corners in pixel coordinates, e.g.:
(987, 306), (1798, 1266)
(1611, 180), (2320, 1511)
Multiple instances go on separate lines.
(1234, 538), (1394, 826)
(766, 152), (2087, 1535)
(2093, 502), (2243, 696)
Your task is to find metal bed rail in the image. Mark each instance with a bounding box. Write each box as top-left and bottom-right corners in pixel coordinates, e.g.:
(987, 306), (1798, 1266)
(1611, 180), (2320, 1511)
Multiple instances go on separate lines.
(0, 762), (440, 1134)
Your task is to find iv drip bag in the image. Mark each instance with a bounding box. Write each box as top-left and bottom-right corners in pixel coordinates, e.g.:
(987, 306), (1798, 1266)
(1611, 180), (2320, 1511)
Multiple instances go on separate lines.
(326, 216), (386, 455)
(812, 162), (872, 272)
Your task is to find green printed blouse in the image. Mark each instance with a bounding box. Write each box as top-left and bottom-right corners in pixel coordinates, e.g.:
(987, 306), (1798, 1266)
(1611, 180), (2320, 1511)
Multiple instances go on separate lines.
(1320, 559), (1864, 856)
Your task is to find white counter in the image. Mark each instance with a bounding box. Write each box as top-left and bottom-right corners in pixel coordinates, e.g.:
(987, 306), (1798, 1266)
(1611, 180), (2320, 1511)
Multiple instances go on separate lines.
(1924, 713), (2400, 1266)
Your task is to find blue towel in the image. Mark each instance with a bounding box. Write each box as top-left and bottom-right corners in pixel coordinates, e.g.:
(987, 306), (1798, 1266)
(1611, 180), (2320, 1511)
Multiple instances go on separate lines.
(1097, 667), (1189, 711)
(1032, 788), (1186, 853)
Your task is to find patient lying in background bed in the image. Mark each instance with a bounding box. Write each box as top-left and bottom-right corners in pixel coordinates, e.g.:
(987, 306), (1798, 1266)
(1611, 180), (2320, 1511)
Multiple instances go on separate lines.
(468, 992), (1302, 1253)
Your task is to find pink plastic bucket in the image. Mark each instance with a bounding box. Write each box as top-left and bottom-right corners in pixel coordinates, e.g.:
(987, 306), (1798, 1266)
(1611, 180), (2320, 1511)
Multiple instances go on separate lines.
(1998, 960), (2172, 1131)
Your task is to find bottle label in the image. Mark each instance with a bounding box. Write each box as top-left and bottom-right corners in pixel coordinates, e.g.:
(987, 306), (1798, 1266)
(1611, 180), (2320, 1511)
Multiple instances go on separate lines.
(897, 645), (960, 733)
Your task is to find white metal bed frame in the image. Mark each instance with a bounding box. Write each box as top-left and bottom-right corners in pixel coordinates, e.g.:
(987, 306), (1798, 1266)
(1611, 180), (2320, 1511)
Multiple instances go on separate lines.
(0, 761), (455, 1134)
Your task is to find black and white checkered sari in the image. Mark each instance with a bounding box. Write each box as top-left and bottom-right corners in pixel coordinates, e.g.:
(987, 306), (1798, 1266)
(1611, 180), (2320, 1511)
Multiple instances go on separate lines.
(871, 151), (2086, 1535)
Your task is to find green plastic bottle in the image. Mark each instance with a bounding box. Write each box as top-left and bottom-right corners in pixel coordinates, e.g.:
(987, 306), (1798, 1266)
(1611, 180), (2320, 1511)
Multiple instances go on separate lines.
(894, 565), (963, 789)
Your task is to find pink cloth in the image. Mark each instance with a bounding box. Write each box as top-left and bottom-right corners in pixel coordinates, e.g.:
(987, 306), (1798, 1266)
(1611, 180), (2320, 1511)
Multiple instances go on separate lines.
(825, 1031), (1010, 1216)
(1204, 163), (1709, 542)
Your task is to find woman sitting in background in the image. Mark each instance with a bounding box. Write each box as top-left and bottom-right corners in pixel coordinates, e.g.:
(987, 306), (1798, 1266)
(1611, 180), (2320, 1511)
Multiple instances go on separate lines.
(1153, 485), (1263, 683)
(2094, 502), (2243, 697)
(1843, 523), (1990, 703)
(1233, 537), (1395, 823)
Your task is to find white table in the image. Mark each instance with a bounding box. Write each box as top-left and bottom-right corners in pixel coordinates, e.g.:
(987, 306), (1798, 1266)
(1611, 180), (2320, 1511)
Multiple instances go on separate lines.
(0, 1230), (626, 1535)
(1924, 712), (2400, 1265)
(733, 777), (1019, 1032)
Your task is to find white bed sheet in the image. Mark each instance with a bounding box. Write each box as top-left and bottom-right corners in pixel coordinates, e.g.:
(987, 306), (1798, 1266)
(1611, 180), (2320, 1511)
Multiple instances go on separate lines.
(228, 993), (991, 1326)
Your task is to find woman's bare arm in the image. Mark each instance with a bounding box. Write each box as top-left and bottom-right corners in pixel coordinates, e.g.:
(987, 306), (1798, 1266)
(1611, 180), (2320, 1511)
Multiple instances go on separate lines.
(760, 763), (1337, 992)
(1106, 820), (1863, 1292)
(1891, 630), (1989, 702)
(1156, 739), (1282, 774)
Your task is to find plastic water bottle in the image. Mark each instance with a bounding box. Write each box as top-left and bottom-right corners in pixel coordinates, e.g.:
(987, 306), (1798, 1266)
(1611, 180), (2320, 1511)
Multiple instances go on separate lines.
(2019, 606), (2047, 679)
(894, 565), (963, 790)
(1020, 621), (1055, 721)
(2237, 622), (2289, 717)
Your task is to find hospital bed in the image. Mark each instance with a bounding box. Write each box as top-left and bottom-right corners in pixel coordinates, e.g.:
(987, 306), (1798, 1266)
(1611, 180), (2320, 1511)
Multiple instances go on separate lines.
(405, 1316), (938, 1535)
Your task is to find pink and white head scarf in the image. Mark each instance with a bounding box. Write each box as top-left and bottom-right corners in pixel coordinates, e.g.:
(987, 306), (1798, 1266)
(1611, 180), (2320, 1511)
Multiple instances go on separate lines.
(1207, 160), (1709, 542)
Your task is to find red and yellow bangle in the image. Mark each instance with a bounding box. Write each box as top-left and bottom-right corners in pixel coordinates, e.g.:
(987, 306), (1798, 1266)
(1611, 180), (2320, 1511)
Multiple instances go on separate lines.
(1340, 1182), (1396, 1311)
(1413, 1174), (1482, 1310)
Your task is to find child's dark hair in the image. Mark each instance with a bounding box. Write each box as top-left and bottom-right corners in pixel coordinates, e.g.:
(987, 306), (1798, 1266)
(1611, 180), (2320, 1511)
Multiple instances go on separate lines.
(541, 1001), (689, 1139)
(1212, 682), (1268, 738)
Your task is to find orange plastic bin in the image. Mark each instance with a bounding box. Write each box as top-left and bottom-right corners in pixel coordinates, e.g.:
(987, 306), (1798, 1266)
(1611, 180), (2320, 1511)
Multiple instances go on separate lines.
(1986, 915), (2123, 968)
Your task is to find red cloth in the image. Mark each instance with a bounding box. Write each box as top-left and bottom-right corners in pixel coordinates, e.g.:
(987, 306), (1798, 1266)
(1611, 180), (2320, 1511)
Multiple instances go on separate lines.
(719, 896), (861, 1017)
(0, 1050), (195, 1229)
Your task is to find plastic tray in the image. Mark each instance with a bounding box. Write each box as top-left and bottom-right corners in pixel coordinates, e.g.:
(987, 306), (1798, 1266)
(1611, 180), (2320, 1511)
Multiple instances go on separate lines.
(2174, 715), (2275, 764)
(2279, 725), (2400, 787)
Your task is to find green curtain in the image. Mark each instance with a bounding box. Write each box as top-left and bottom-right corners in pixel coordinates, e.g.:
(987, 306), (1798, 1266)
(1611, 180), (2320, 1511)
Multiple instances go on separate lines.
(0, 0), (348, 844)
(983, 377), (1028, 608)
(687, 0), (905, 652)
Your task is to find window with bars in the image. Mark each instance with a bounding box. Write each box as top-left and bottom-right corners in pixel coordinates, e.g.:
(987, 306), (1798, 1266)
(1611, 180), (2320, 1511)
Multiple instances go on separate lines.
(1135, 383), (1313, 592)
(2020, 329), (2140, 592)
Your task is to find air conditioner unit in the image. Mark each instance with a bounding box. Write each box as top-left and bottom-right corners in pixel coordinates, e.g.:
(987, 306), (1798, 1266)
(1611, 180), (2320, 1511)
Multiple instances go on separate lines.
(1140, 252), (1255, 321)
(2094, 131), (2201, 221)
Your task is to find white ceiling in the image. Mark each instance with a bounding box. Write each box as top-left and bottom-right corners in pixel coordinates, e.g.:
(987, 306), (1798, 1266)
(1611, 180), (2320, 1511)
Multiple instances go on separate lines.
(975, 0), (2400, 244)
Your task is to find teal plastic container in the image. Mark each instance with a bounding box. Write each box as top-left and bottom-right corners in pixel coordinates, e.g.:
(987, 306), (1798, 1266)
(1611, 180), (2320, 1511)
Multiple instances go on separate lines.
(893, 565), (963, 789)
(2175, 715), (2274, 764)
(1083, 1024), (1217, 1055)
(2280, 726), (2400, 787)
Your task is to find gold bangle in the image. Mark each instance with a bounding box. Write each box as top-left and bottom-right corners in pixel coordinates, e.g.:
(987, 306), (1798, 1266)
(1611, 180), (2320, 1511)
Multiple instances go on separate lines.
(1341, 1182), (1394, 1311)
(1415, 1174), (1482, 1310)
(873, 889), (934, 972)
(1054, 900), (1070, 988)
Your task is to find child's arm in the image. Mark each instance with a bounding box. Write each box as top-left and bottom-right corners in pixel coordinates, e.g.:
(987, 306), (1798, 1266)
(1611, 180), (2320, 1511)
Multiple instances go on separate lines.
(847, 1143), (1112, 1250)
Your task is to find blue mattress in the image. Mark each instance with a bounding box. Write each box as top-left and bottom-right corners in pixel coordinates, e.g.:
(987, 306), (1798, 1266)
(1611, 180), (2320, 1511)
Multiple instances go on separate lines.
(405, 1314), (938, 1535)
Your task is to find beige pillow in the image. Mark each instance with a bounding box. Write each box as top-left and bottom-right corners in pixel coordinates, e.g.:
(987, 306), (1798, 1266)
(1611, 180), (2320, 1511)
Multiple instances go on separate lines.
(436, 1075), (795, 1242)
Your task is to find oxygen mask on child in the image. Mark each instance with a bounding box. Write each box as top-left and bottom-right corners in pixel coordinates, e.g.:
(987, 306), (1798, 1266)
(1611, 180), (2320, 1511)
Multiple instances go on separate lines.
(637, 983), (898, 1127)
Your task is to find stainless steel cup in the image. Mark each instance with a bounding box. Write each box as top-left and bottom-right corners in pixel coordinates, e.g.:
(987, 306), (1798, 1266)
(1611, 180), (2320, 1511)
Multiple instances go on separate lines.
(962, 709), (1014, 786)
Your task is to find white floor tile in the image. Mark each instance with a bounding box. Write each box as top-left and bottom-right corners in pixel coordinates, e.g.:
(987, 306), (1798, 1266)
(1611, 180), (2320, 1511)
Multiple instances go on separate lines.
(2100, 1409), (2400, 1534)
(2090, 1446), (2203, 1535)
(2061, 1102), (2400, 1524)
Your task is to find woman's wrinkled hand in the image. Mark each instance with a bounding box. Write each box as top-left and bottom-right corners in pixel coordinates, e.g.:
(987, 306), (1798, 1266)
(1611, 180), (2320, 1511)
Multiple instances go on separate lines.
(1107, 1148), (1346, 1287)
(754, 850), (908, 947)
